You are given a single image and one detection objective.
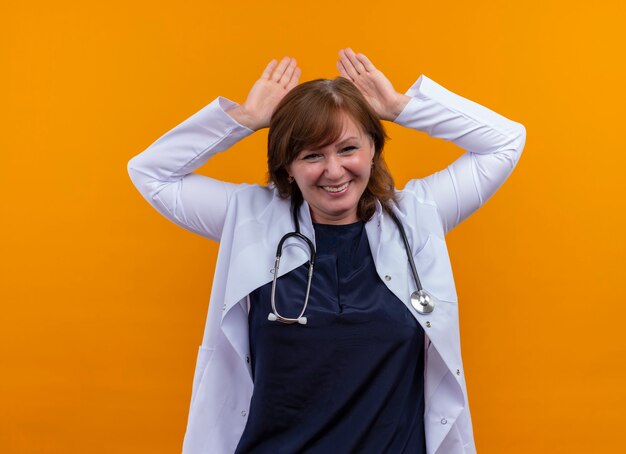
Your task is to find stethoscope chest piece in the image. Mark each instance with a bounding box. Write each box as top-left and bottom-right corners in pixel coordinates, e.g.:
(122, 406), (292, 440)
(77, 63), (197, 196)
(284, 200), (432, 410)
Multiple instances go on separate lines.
(411, 289), (436, 314)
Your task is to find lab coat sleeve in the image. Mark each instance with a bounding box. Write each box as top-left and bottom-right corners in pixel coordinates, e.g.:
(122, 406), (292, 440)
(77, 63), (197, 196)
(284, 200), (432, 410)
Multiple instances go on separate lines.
(393, 75), (526, 235)
(127, 97), (255, 242)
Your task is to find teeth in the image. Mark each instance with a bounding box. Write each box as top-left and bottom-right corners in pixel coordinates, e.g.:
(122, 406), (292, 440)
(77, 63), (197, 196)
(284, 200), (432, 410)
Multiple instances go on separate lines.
(322, 182), (349, 193)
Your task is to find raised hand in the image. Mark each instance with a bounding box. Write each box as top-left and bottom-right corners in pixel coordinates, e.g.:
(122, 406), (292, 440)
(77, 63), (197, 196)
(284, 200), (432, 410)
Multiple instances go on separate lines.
(227, 56), (301, 131)
(336, 48), (410, 122)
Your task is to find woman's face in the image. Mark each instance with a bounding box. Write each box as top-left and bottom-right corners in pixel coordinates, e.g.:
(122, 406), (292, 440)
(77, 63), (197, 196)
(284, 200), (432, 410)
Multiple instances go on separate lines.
(287, 112), (375, 224)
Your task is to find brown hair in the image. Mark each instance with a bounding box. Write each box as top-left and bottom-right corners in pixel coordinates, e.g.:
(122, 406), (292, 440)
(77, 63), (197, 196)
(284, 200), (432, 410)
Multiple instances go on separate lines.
(267, 77), (397, 221)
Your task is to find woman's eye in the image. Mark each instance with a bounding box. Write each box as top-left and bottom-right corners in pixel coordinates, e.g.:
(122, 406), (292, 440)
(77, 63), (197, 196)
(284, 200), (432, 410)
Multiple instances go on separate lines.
(341, 146), (358, 153)
(302, 153), (322, 160)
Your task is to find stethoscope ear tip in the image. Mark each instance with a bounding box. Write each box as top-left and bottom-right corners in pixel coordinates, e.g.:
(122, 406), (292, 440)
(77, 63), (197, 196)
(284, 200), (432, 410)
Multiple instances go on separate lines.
(267, 312), (308, 324)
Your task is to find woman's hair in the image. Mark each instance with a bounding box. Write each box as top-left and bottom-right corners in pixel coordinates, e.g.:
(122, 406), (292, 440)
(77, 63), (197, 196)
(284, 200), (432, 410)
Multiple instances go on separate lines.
(267, 77), (397, 221)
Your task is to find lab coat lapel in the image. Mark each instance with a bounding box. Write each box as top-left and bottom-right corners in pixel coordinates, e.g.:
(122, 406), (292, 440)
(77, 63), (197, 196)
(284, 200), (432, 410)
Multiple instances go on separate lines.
(373, 203), (463, 378)
(220, 194), (313, 363)
(368, 204), (422, 325)
(376, 207), (412, 308)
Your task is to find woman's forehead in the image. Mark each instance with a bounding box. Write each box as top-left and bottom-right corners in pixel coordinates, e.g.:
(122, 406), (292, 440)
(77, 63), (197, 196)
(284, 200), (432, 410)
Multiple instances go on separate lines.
(297, 109), (370, 153)
(329, 112), (368, 143)
(339, 112), (364, 132)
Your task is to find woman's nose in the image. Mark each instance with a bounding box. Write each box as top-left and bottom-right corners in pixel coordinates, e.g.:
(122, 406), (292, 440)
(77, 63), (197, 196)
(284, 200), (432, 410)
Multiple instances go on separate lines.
(324, 155), (343, 180)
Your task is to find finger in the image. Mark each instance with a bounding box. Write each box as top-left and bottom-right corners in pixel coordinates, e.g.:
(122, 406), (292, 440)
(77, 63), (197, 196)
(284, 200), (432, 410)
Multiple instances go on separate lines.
(271, 56), (292, 82)
(336, 60), (351, 80)
(345, 48), (366, 74)
(286, 67), (301, 90)
(261, 59), (278, 80)
(278, 58), (297, 86)
(338, 49), (360, 80)
(356, 52), (376, 72)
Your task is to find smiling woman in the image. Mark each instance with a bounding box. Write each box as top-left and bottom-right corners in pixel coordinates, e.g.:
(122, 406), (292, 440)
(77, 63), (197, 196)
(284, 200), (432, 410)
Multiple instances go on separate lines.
(288, 121), (375, 224)
(127, 48), (526, 454)
(267, 76), (399, 224)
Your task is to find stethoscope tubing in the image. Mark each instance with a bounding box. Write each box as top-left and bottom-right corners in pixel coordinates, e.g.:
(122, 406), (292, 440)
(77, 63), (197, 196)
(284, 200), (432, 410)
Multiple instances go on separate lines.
(386, 208), (424, 294)
(268, 201), (435, 324)
(269, 231), (315, 325)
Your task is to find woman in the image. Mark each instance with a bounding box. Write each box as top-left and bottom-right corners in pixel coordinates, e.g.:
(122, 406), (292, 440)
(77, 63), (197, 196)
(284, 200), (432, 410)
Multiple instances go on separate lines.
(127, 48), (526, 454)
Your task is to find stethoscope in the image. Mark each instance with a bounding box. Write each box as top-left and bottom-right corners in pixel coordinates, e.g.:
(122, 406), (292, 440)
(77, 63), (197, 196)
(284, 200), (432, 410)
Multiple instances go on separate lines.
(267, 202), (437, 325)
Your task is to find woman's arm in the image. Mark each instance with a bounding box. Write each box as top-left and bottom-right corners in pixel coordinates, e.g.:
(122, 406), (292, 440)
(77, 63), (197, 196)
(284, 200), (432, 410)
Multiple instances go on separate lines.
(393, 75), (526, 235)
(336, 48), (526, 235)
(127, 98), (255, 241)
(127, 57), (301, 242)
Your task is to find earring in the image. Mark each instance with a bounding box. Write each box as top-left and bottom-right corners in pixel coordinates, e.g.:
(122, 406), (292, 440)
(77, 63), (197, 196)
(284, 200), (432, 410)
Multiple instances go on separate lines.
(288, 175), (294, 183)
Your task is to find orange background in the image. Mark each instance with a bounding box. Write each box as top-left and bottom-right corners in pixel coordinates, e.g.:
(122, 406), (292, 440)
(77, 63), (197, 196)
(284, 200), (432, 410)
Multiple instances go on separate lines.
(2, 0), (625, 452)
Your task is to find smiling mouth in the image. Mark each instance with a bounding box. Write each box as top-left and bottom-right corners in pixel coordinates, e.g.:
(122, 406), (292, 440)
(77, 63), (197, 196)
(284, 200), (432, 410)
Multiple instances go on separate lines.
(320, 181), (350, 193)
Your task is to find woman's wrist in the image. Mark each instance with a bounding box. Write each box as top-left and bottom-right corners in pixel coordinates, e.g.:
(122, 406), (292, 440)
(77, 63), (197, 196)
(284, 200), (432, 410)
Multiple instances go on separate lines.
(388, 94), (412, 121)
(225, 105), (262, 131)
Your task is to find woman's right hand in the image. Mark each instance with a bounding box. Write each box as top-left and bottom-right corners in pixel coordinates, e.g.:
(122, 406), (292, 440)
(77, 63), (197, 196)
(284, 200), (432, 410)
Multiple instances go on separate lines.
(226, 56), (301, 131)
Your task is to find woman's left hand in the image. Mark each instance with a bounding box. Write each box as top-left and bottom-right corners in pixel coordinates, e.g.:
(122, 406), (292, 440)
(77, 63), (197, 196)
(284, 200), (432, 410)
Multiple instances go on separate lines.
(336, 48), (411, 122)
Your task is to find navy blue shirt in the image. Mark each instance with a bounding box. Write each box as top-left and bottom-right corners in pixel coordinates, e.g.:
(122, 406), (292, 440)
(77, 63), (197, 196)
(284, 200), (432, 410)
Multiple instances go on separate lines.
(236, 221), (426, 454)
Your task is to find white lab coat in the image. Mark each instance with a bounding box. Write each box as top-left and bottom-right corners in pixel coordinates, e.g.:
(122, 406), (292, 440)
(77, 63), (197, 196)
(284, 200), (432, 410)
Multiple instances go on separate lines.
(127, 74), (526, 454)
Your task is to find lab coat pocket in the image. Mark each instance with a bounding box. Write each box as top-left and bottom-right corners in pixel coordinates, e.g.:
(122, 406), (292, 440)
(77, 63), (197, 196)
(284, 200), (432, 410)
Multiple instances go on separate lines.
(190, 346), (216, 408)
(413, 233), (458, 304)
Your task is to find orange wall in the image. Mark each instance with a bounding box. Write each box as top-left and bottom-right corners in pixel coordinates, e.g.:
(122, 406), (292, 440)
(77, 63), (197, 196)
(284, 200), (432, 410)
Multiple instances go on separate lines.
(2, 1), (625, 452)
